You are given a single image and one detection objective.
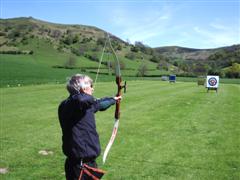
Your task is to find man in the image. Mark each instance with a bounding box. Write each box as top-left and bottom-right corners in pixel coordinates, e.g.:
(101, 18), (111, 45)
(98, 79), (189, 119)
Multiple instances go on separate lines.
(58, 74), (121, 180)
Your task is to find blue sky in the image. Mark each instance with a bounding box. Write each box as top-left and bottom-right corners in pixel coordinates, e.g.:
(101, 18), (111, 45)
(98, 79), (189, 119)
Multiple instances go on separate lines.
(1, 0), (239, 49)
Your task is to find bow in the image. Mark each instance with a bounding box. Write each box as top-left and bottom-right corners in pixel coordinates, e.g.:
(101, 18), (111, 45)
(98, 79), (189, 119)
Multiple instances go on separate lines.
(102, 34), (126, 164)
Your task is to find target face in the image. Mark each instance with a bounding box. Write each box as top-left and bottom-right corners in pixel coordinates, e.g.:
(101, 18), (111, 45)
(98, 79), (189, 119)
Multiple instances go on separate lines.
(206, 76), (219, 88)
(208, 77), (217, 86)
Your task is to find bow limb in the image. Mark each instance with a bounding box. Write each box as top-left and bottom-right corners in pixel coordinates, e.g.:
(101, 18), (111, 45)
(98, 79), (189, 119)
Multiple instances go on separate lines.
(102, 34), (122, 164)
(102, 118), (119, 164)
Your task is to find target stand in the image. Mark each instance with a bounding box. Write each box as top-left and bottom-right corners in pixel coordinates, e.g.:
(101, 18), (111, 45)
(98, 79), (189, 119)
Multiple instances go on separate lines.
(169, 75), (176, 83)
(206, 76), (219, 93)
(207, 87), (218, 93)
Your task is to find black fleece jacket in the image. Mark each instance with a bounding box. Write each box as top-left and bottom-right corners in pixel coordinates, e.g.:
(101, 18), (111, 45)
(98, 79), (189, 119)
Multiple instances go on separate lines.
(58, 92), (115, 160)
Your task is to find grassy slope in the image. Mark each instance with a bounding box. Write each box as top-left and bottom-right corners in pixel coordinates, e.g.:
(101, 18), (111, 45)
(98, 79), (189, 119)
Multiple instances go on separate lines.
(1, 17), (240, 81)
(0, 81), (239, 179)
(0, 35), (168, 87)
(0, 54), (95, 86)
(0, 38), (105, 86)
(1, 51), (239, 88)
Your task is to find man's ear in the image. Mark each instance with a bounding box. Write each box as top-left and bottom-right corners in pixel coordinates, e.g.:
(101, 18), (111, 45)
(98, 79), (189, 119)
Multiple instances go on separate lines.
(79, 88), (84, 93)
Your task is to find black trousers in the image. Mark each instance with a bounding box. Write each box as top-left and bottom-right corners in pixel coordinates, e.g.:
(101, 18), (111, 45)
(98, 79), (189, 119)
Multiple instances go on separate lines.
(65, 158), (97, 180)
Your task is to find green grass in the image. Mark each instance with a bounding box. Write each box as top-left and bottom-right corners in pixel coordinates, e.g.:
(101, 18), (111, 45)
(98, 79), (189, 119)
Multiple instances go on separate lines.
(0, 53), (108, 87)
(1, 81), (239, 179)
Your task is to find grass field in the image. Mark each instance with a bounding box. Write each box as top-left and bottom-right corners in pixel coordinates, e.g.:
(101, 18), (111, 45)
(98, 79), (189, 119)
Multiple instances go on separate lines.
(0, 81), (240, 179)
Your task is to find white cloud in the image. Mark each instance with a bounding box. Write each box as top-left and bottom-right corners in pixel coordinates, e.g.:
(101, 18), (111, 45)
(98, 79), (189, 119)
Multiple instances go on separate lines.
(210, 23), (229, 30)
(193, 25), (239, 48)
(107, 5), (239, 48)
(109, 6), (172, 45)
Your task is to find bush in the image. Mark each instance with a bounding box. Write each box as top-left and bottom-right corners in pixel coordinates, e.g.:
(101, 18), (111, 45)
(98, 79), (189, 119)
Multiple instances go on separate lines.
(50, 30), (62, 39)
(81, 37), (91, 43)
(84, 53), (99, 62)
(225, 63), (240, 78)
(157, 61), (169, 71)
(96, 37), (105, 46)
(0, 50), (33, 55)
(207, 69), (224, 77)
(108, 61), (126, 70)
(130, 45), (139, 52)
(125, 52), (136, 60)
(64, 56), (77, 67)
(61, 34), (79, 45)
(21, 36), (28, 45)
(0, 32), (6, 36)
(8, 30), (21, 39)
(136, 64), (148, 77)
(134, 41), (152, 54)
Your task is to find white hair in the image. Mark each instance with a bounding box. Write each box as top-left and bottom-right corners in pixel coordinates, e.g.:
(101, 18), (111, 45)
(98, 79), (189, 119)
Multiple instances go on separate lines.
(66, 74), (93, 95)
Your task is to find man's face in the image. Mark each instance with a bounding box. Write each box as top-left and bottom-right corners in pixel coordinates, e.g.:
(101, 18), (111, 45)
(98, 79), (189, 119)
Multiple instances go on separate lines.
(82, 84), (94, 95)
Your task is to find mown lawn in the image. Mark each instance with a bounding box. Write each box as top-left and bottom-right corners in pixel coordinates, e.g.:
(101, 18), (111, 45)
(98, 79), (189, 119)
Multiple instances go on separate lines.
(0, 81), (239, 179)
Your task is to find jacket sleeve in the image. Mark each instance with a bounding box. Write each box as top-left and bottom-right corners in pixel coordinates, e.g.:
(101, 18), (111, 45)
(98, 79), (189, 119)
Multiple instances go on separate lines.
(93, 97), (116, 112)
(73, 93), (95, 110)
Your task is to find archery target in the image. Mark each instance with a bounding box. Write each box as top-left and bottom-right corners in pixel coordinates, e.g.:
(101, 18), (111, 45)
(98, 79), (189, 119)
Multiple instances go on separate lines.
(206, 76), (219, 88)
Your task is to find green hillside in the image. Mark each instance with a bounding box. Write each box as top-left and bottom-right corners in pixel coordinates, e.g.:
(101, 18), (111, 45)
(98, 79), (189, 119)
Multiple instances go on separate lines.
(154, 45), (240, 78)
(0, 17), (239, 87)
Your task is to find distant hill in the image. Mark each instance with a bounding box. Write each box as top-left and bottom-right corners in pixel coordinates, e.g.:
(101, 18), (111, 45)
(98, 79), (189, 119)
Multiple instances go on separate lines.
(155, 46), (214, 60)
(153, 44), (240, 78)
(155, 45), (240, 62)
(0, 17), (126, 51)
(0, 17), (239, 85)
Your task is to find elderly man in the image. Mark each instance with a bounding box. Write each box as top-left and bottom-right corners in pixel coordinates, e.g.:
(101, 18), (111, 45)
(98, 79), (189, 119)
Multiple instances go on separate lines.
(58, 74), (121, 180)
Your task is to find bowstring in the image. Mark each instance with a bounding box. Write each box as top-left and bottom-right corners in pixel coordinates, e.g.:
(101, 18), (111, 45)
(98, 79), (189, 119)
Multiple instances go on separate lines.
(93, 35), (108, 88)
(107, 34), (121, 76)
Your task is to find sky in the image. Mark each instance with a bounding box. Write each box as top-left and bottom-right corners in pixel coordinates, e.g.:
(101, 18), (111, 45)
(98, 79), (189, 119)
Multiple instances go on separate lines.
(1, 0), (240, 49)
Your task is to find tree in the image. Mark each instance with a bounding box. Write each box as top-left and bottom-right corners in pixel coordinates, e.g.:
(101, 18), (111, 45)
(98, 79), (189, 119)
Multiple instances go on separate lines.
(8, 29), (21, 39)
(193, 63), (207, 76)
(157, 61), (169, 71)
(109, 60), (126, 70)
(125, 52), (136, 60)
(50, 30), (62, 39)
(150, 53), (168, 63)
(133, 41), (153, 55)
(110, 39), (122, 51)
(126, 38), (131, 45)
(64, 56), (77, 67)
(225, 63), (240, 78)
(137, 64), (148, 77)
(173, 61), (179, 67)
(97, 37), (105, 46)
(62, 34), (79, 45)
(130, 45), (140, 52)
